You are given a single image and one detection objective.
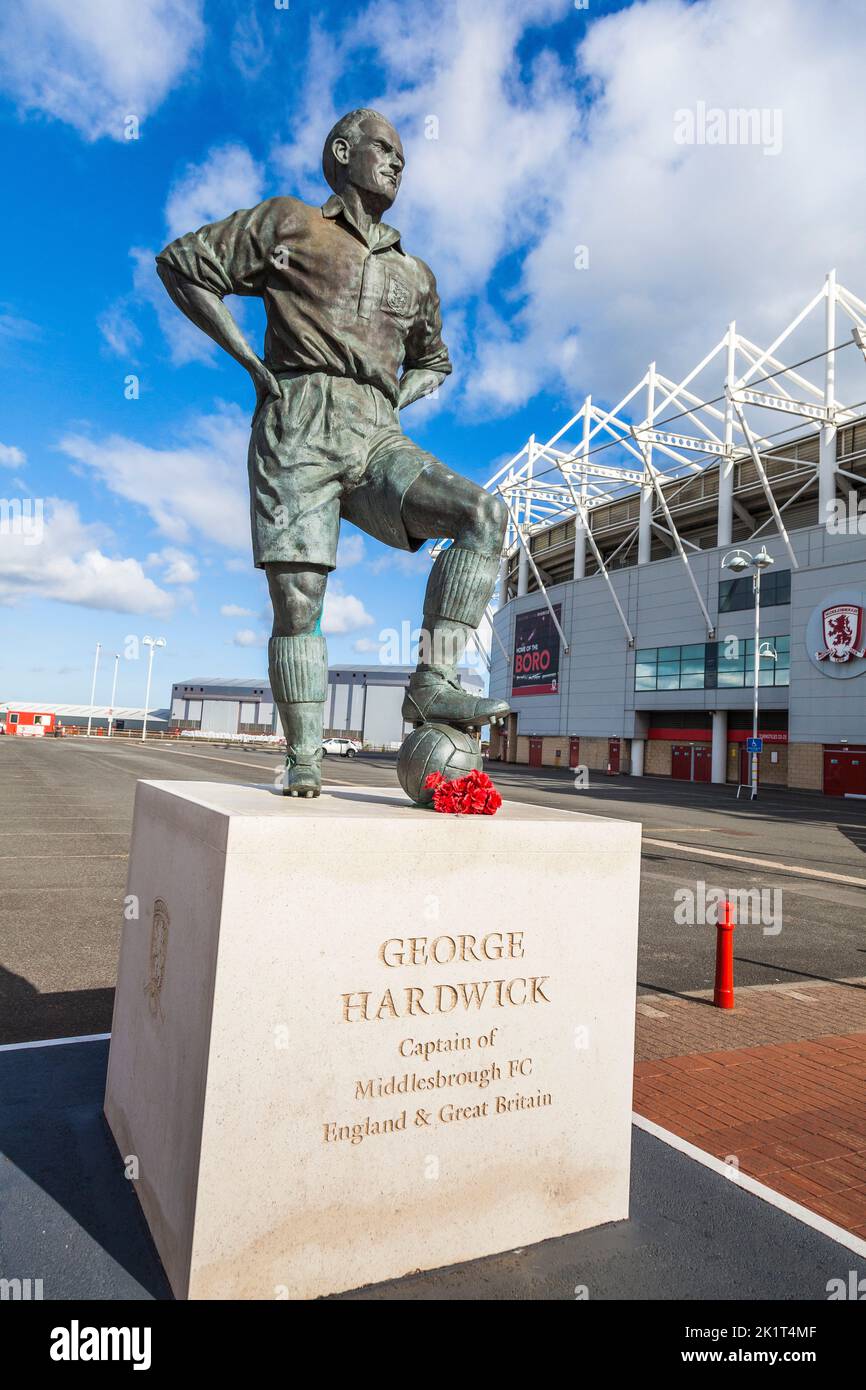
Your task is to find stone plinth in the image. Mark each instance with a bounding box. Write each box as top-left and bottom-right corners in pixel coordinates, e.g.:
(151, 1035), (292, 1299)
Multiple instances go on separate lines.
(104, 781), (641, 1299)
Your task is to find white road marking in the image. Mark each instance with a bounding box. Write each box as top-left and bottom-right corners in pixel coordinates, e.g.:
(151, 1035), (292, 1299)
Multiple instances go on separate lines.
(66, 740), (356, 783)
(636, 1003), (669, 1019)
(0, 1032), (110, 1053)
(0, 845), (128, 856)
(643, 837), (866, 889)
(499, 790), (866, 889)
(633, 1112), (866, 1258)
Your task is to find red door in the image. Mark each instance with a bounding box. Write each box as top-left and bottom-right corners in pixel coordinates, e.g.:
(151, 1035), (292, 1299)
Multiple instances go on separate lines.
(608, 739), (620, 773)
(568, 736), (580, 769)
(672, 744), (691, 780)
(529, 737), (543, 768)
(824, 747), (866, 796)
(693, 745), (711, 782)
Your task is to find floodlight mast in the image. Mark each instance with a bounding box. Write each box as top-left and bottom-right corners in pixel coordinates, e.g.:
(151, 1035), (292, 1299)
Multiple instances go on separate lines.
(722, 549), (775, 800)
(141, 637), (166, 742)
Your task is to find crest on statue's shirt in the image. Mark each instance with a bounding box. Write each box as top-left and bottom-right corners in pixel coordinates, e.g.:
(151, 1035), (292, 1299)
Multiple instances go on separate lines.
(385, 275), (411, 314)
(816, 603), (866, 663)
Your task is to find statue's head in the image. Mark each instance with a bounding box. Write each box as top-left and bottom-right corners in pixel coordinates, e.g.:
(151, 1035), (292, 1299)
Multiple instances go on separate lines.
(322, 108), (404, 208)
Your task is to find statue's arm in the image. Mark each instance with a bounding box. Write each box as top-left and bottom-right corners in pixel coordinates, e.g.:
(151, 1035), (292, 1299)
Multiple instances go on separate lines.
(399, 262), (452, 410)
(157, 264), (279, 403)
(397, 367), (447, 410)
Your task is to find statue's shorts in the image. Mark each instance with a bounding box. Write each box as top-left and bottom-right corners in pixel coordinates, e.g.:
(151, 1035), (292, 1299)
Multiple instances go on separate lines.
(247, 368), (445, 570)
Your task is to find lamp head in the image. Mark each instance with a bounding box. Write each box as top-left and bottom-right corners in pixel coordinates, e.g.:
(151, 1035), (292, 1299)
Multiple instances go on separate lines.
(724, 552), (750, 573)
(753, 547), (774, 570)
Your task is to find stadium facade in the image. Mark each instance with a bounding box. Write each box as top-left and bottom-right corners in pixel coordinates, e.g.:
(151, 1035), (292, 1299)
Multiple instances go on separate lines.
(485, 274), (866, 796)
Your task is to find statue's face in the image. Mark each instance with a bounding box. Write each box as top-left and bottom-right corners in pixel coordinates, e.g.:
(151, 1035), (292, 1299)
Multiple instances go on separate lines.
(337, 115), (404, 206)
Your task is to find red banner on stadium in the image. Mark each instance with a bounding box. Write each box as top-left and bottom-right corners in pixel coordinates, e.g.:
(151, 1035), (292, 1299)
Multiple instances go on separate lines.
(511, 604), (562, 697)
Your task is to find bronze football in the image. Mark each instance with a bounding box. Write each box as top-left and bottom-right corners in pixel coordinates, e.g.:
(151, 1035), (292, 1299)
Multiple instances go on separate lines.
(397, 723), (483, 805)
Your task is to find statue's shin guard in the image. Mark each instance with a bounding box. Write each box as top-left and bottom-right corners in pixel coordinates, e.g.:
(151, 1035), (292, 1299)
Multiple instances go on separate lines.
(423, 545), (501, 629)
(268, 634), (328, 753)
(420, 545), (501, 673)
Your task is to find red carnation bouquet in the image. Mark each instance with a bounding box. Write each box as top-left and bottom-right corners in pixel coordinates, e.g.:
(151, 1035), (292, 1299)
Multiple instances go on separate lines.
(424, 768), (503, 816)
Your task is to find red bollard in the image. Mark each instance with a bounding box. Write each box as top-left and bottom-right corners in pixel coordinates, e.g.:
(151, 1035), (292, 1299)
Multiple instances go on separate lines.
(714, 899), (735, 1009)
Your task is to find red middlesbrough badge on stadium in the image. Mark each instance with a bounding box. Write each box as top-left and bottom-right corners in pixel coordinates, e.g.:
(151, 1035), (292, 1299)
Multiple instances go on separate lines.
(816, 603), (866, 663)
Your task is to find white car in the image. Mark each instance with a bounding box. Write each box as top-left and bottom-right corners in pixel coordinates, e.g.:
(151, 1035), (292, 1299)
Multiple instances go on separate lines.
(321, 737), (361, 758)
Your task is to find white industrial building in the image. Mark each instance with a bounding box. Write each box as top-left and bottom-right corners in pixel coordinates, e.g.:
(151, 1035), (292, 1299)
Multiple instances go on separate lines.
(0, 701), (169, 734)
(169, 665), (484, 749)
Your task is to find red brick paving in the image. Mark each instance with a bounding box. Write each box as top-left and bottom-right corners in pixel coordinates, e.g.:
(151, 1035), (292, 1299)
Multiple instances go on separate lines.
(633, 979), (866, 1239)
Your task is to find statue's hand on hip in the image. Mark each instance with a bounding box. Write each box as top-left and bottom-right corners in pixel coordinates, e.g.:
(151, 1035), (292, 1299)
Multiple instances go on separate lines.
(250, 359), (281, 413)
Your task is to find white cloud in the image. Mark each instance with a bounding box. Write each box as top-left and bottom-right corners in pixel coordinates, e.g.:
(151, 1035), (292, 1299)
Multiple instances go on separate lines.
(0, 498), (173, 614)
(322, 586), (374, 634)
(352, 637), (381, 653)
(0, 0), (205, 142)
(230, 9), (270, 83)
(164, 142), (265, 241)
(97, 301), (143, 360)
(0, 443), (26, 468)
(103, 142), (266, 367)
(466, 0), (866, 410)
(147, 546), (199, 584)
(336, 532), (365, 568)
(232, 627), (267, 647)
(269, 23), (344, 202)
(130, 245), (219, 367)
(369, 549), (432, 576)
(273, 0), (866, 420)
(220, 603), (254, 618)
(0, 311), (40, 344)
(60, 405), (251, 550)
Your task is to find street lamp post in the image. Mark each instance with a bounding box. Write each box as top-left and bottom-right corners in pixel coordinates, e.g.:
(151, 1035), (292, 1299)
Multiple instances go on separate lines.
(141, 637), (166, 741)
(86, 642), (101, 739)
(107, 653), (120, 738)
(721, 547), (775, 800)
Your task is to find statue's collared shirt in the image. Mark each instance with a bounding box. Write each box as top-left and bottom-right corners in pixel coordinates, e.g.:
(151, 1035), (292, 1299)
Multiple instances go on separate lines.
(156, 193), (452, 405)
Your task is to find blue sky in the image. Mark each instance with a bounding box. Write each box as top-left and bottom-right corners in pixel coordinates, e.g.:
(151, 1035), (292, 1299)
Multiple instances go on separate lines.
(1, 0), (865, 710)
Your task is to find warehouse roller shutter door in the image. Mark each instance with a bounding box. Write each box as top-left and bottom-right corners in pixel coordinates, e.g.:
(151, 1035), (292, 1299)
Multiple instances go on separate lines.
(200, 700), (238, 734)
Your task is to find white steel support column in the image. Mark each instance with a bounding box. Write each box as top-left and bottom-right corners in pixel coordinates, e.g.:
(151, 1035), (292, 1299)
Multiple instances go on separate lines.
(517, 436), (534, 597)
(573, 509), (587, 580)
(498, 553), (509, 609)
(711, 710), (728, 785)
(638, 365), (655, 565)
(630, 739), (645, 777)
(517, 532), (529, 596)
(573, 399), (590, 580)
(819, 270), (837, 524)
(718, 321), (736, 547)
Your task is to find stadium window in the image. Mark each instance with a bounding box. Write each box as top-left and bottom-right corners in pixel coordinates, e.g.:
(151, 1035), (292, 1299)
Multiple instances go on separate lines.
(635, 648), (658, 691)
(716, 635), (790, 688)
(633, 642), (706, 691)
(718, 570), (790, 613)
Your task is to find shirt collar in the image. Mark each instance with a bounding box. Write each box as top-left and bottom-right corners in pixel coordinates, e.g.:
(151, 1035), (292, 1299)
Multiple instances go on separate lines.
(321, 193), (404, 253)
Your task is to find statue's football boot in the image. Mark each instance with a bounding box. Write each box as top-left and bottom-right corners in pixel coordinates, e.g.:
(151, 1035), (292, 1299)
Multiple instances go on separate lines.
(402, 669), (510, 730)
(283, 745), (323, 798)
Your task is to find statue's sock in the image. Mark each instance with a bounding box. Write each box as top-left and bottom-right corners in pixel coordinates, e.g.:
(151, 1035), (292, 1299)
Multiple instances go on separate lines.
(269, 633), (328, 704)
(269, 634), (328, 750)
(418, 546), (499, 677)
